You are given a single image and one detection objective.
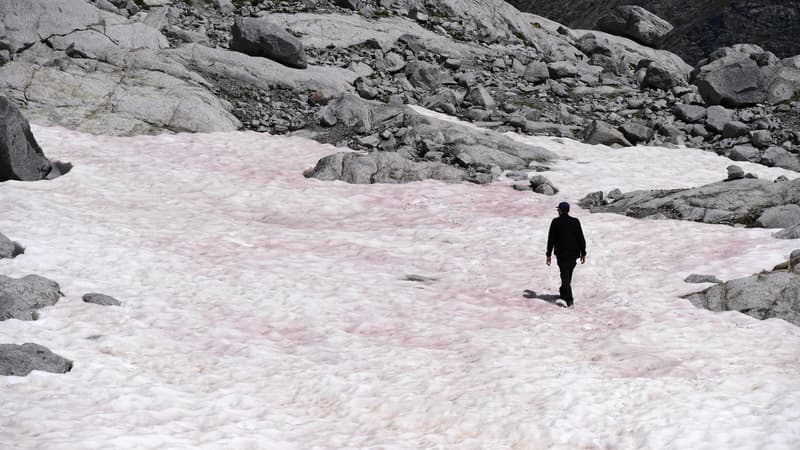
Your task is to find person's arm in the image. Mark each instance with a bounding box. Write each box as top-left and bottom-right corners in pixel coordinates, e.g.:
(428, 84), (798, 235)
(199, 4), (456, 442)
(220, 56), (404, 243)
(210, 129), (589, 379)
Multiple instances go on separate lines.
(576, 219), (587, 263)
(546, 220), (555, 265)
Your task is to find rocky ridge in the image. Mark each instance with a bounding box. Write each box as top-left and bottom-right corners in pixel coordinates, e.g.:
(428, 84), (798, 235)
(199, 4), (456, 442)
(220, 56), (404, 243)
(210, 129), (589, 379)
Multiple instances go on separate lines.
(0, 0), (798, 184)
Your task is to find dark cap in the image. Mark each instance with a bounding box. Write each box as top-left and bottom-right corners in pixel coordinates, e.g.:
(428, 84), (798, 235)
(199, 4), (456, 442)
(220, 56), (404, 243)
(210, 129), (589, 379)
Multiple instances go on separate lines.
(557, 202), (570, 211)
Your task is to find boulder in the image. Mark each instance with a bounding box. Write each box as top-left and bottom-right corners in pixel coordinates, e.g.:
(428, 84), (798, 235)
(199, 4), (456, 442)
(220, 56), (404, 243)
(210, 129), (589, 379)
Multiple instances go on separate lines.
(775, 224), (800, 240)
(641, 63), (684, 90)
(464, 85), (496, 110)
(619, 121), (653, 145)
(596, 6), (674, 47)
(230, 16), (307, 69)
(404, 60), (445, 91)
(317, 94), (404, 133)
(725, 165), (745, 181)
(721, 121), (749, 138)
(523, 61), (550, 84)
(583, 120), (632, 146)
(704, 105), (733, 133)
(673, 104), (706, 123)
(589, 177), (800, 227)
(728, 145), (760, 162)
(749, 130), (773, 149)
(547, 61), (579, 79)
(693, 53), (767, 106)
(0, 275), (62, 321)
(0, 343), (73, 376)
(0, 97), (56, 182)
(755, 204), (800, 229)
(0, 232), (23, 259)
(308, 151), (465, 184)
(761, 146), (800, 171)
(683, 270), (800, 326)
(529, 175), (558, 195)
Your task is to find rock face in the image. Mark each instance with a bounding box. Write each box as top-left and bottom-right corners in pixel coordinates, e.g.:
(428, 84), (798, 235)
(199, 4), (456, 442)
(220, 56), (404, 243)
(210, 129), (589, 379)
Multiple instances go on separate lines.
(0, 275), (63, 321)
(229, 16), (307, 69)
(683, 258), (800, 326)
(0, 343), (73, 376)
(596, 6), (673, 46)
(0, 97), (56, 182)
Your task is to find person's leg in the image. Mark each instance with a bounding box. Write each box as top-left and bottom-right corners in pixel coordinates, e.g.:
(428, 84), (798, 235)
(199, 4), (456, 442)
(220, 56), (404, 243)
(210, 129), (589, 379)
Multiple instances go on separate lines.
(558, 258), (577, 305)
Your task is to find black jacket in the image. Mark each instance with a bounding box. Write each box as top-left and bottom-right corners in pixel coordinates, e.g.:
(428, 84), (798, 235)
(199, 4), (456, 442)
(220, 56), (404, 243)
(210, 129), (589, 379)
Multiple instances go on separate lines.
(546, 215), (586, 259)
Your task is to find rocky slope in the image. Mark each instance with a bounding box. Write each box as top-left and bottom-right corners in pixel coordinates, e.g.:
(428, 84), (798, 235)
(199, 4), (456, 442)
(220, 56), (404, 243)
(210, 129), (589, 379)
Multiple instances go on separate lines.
(507, 0), (800, 65)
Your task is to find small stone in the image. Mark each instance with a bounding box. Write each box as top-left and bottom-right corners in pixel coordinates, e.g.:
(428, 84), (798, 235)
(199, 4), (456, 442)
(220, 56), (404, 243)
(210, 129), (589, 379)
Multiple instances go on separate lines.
(82, 293), (121, 306)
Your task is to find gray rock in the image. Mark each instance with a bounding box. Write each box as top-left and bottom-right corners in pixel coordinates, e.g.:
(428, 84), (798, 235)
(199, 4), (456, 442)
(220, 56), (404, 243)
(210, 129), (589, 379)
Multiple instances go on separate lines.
(684, 274), (722, 284)
(721, 121), (749, 138)
(704, 105), (733, 133)
(0, 275), (62, 321)
(596, 5), (674, 46)
(404, 60), (444, 91)
(547, 61), (579, 79)
(230, 16), (307, 69)
(583, 120), (632, 146)
(683, 270), (800, 326)
(451, 144), (526, 170)
(579, 191), (605, 208)
(590, 177), (800, 227)
(0, 97), (57, 182)
(529, 175), (558, 195)
(725, 164), (745, 180)
(775, 224), (800, 240)
(308, 151), (465, 184)
(0, 343), (73, 376)
(729, 145), (760, 162)
(317, 94), (403, 133)
(641, 63), (684, 90)
(523, 61), (550, 84)
(82, 293), (121, 306)
(693, 55), (767, 106)
(0, 232), (23, 259)
(673, 104), (707, 123)
(464, 85), (496, 110)
(761, 146), (800, 171)
(619, 121), (653, 145)
(607, 188), (624, 201)
(213, 0), (235, 14)
(749, 130), (773, 149)
(755, 204), (800, 229)
(0, 0), (102, 53)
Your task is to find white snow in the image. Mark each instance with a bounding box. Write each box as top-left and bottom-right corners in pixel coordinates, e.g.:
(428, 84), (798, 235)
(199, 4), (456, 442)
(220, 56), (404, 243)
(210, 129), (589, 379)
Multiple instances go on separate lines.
(1, 120), (799, 449)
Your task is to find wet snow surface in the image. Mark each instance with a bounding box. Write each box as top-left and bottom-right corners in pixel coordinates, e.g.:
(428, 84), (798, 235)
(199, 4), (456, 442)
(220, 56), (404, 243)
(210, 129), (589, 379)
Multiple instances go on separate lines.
(1, 117), (799, 449)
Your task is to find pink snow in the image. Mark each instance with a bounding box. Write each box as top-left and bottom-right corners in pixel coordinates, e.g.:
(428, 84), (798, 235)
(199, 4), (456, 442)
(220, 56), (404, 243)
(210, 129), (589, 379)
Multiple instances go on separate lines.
(0, 123), (798, 449)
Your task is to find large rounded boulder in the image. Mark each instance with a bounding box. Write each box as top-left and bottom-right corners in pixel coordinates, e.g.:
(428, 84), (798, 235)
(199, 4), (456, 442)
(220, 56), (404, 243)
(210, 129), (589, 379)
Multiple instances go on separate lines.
(230, 16), (307, 69)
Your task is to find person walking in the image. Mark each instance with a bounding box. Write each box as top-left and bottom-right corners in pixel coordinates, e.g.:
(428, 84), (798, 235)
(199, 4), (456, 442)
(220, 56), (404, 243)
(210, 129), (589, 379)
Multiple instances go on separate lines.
(546, 202), (586, 308)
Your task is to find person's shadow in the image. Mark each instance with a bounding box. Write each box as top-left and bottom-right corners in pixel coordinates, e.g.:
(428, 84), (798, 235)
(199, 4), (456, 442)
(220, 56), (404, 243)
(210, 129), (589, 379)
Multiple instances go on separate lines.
(523, 289), (563, 306)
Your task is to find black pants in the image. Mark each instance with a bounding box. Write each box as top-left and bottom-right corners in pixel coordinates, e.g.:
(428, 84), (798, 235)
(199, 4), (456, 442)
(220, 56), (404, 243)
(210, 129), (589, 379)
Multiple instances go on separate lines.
(557, 256), (578, 305)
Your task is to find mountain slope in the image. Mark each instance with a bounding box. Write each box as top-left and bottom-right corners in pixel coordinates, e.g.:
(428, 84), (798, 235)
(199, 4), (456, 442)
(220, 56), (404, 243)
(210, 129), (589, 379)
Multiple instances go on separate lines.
(507, 0), (800, 64)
